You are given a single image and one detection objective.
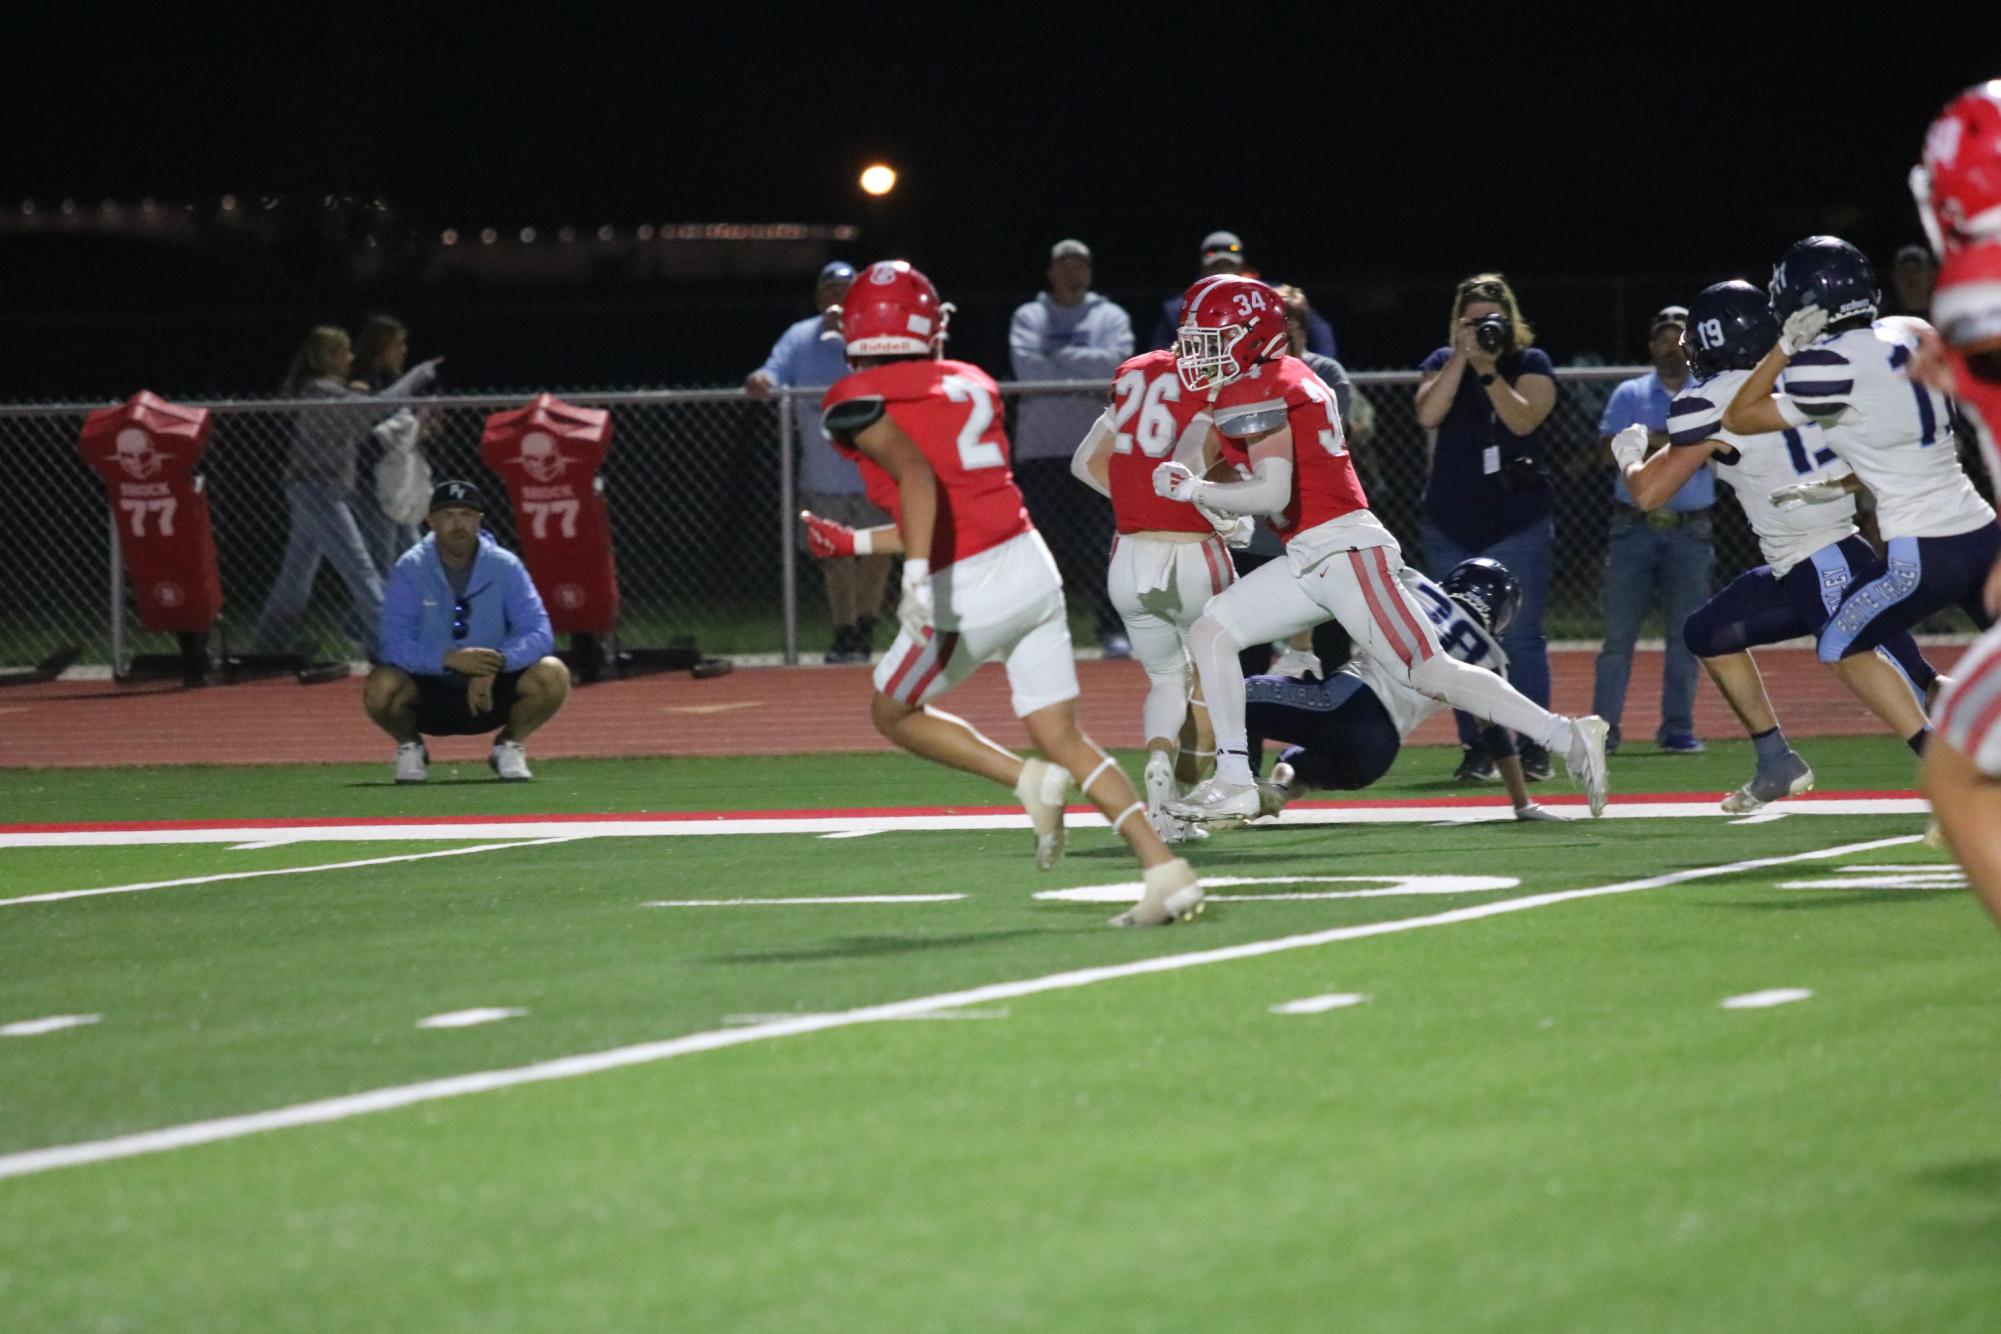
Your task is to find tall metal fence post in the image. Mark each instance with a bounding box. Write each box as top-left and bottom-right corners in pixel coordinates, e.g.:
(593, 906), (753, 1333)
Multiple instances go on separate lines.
(107, 511), (125, 675)
(777, 393), (799, 665)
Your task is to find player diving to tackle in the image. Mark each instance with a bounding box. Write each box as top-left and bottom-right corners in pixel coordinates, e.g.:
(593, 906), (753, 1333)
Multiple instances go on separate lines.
(1247, 556), (1568, 821)
(800, 260), (1202, 927)
(1908, 80), (2001, 919)
(1613, 279), (1940, 812)
(1145, 276), (1610, 827)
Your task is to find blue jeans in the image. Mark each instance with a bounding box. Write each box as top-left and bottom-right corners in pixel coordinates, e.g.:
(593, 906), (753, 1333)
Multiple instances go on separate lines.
(253, 479), (384, 657)
(356, 503), (420, 580)
(1423, 517), (1553, 749)
(1591, 509), (1714, 738)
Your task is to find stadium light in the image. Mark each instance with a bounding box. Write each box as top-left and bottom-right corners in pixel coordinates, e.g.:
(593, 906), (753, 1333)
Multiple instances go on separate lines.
(860, 164), (898, 197)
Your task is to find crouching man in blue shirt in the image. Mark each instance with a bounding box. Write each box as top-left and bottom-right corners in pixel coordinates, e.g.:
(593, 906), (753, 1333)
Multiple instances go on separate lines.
(363, 480), (571, 782)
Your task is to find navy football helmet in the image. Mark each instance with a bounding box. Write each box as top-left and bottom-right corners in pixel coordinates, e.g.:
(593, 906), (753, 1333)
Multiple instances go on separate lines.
(1684, 280), (1778, 376)
(1441, 557), (1521, 636)
(1769, 235), (1879, 328)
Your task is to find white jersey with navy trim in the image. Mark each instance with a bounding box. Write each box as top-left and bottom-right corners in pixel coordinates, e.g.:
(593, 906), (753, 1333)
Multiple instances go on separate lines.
(1342, 568), (1508, 739)
(1669, 368), (1856, 576)
(1776, 317), (1994, 541)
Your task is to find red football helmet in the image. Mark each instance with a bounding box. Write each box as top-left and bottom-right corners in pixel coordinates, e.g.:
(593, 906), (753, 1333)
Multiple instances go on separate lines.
(1174, 276), (1289, 392)
(1175, 273), (1236, 327)
(839, 259), (952, 357)
(1912, 80), (2001, 256)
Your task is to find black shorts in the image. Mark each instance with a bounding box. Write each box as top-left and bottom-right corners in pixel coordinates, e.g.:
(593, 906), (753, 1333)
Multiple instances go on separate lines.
(414, 670), (523, 736)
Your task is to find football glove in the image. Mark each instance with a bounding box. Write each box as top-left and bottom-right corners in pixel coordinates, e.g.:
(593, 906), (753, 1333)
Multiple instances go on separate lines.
(1195, 498), (1255, 548)
(1779, 304), (1830, 356)
(801, 510), (860, 558)
(1609, 422), (1649, 471)
(898, 557), (934, 636)
(1770, 480), (1849, 510)
(1152, 461), (1203, 503)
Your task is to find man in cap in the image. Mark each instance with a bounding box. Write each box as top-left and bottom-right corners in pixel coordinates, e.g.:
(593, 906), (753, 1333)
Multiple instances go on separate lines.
(364, 480), (571, 782)
(1149, 231), (1338, 356)
(748, 260), (892, 663)
(1590, 305), (1714, 754)
(1009, 238), (1137, 656)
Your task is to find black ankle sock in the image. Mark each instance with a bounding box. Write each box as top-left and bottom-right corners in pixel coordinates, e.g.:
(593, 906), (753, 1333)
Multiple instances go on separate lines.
(1907, 728), (1930, 756)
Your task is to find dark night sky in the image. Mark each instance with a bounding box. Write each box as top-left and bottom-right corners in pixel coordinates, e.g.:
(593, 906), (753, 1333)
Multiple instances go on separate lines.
(6, 8), (1993, 392)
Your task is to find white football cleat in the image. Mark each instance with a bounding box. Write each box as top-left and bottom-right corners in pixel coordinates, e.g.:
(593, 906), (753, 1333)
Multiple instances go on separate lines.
(1719, 752), (1814, 814)
(1563, 716), (1610, 817)
(1164, 775), (1262, 827)
(1141, 749), (1200, 843)
(1109, 857), (1205, 927)
(1256, 760), (1295, 819)
(394, 741), (428, 785)
(1016, 758), (1074, 870)
(489, 739), (533, 782)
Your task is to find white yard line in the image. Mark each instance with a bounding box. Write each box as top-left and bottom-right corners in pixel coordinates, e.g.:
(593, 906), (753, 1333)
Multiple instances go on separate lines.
(1721, 988), (1814, 1009)
(645, 895), (967, 907)
(1, 1014), (101, 1037)
(1270, 994), (1370, 1015)
(0, 797), (1933, 849)
(0, 833), (1918, 1183)
(0, 838), (581, 908)
(417, 1009), (527, 1029)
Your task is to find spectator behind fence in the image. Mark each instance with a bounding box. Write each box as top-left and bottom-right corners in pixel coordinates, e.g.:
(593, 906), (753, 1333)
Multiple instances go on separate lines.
(1149, 231), (1337, 357)
(364, 480), (570, 784)
(1412, 273), (1560, 783)
(748, 261), (891, 663)
(1885, 243), (1940, 317)
(351, 314), (437, 577)
(251, 325), (441, 660)
(1591, 306), (1712, 754)
(1010, 238), (1135, 656)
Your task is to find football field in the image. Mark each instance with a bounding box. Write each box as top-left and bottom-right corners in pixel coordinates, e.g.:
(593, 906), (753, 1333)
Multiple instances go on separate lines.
(2, 740), (1998, 1331)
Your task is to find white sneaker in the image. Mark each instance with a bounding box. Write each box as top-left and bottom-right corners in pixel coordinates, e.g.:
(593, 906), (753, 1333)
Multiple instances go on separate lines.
(1165, 775), (1262, 827)
(1015, 758), (1074, 870)
(1563, 716), (1610, 817)
(1142, 750), (1192, 842)
(1109, 857), (1205, 927)
(1719, 752), (1814, 814)
(489, 740), (533, 782)
(394, 742), (428, 784)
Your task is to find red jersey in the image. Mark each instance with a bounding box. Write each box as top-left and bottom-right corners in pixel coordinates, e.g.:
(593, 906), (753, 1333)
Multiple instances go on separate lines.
(1104, 349), (1216, 535)
(1210, 355), (1369, 543)
(821, 358), (1034, 567)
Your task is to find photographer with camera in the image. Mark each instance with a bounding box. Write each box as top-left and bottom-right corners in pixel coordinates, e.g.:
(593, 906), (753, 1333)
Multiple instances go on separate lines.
(1413, 273), (1559, 781)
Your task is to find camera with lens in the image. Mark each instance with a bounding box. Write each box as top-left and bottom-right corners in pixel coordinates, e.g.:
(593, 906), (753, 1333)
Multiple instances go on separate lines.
(1473, 312), (1514, 355)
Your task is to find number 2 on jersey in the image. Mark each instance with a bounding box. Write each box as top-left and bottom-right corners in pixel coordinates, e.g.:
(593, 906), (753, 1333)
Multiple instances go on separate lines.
(941, 374), (1006, 470)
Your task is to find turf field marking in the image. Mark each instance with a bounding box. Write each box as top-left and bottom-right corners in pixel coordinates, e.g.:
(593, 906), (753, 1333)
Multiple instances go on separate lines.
(1777, 871), (1966, 890)
(1036, 874), (1520, 905)
(0, 837), (582, 908)
(0, 833), (1918, 1183)
(1270, 993), (1369, 1015)
(228, 840), (298, 851)
(1, 1014), (100, 1037)
(1729, 812), (1789, 825)
(418, 1009), (527, 1029)
(644, 895), (967, 907)
(1721, 988), (1814, 1009)
(0, 794), (1932, 848)
(723, 1009), (1010, 1025)
(817, 830), (886, 840)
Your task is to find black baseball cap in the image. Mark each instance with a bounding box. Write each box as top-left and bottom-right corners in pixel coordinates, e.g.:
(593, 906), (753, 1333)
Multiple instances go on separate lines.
(429, 480), (487, 514)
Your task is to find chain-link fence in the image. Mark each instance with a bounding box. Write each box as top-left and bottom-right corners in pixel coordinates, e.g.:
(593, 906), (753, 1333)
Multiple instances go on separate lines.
(14, 365), (1964, 675)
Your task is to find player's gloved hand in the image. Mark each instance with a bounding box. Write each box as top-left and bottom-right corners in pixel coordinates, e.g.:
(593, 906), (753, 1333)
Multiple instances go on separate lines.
(1609, 423), (1650, 471)
(1152, 461), (1203, 502)
(1770, 480), (1849, 510)
(1514, 802), (1567, 822)
(1195, 498), (1255, 548)
(1779, 304), (1830, 355)
(897, 557), (933, 636)
(801, 510), (861, 558)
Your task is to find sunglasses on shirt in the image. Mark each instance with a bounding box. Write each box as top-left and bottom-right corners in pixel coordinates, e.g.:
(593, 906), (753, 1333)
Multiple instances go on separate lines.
(451, 595), (471, 640)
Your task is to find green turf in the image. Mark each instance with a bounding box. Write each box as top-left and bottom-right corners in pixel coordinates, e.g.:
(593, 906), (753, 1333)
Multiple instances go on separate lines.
(0, 743), (1987, 1331)
(0, 732), (1925, 826)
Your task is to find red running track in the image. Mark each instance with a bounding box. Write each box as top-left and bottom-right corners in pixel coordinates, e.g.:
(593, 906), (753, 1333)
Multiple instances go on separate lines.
(0, 644), (1962, 770)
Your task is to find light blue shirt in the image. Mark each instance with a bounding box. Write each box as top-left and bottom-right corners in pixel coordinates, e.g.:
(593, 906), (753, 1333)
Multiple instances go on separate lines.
(1600, 371), (1715, 512)
(1008, 292), (1134, 460)
(758, 313), (865, 494)
(379, 532), (553, 677)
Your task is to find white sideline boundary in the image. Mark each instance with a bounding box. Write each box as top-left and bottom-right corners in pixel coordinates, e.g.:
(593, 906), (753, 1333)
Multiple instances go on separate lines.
(0, 833), (1919, 1183)
(0, 796), (1933, 850)
(0, 837), (581, 907)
